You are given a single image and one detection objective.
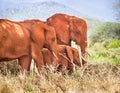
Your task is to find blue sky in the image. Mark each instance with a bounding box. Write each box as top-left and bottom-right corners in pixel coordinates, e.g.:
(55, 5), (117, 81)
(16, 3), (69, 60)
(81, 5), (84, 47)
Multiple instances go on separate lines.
(0, 0), (118, 22)
(55, 0), (117, 22)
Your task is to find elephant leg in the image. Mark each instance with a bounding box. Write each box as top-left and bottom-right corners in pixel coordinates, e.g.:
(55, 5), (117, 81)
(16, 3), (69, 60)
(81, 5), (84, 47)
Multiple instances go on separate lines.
(32, 43), (44, 72)
(34, 51), (44, 72)
(18, 54), (32, 73)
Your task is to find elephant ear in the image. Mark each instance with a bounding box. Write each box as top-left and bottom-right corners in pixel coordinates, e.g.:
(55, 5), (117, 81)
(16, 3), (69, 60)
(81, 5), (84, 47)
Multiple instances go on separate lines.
(69, 17), (81, 32)
(69, 17), (76, 31)
(66, 46), (73, 62)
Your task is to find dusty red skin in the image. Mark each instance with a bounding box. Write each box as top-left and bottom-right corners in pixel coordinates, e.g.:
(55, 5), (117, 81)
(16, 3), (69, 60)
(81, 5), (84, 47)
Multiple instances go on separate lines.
(47, 13), (87, 67)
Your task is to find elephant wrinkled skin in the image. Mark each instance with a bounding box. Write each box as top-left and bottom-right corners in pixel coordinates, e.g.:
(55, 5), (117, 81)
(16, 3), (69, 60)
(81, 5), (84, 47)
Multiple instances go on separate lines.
(20, 19), (59, 72)
(47, 13), (87, 67)
(42, 45), (80, 73)
(0, 19), (59, 72)
(0, 19), (31, 72)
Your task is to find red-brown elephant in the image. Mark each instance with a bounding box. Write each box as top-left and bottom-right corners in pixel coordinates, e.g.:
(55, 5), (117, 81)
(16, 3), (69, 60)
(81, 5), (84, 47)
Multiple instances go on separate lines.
(42, 45), (80, 73)
(0, 19), (59, 73)
(20, 19), (59, 72)
(47, 13), (87, 67)
(47, 14), (87, 66)
(0, 19), (31, 72)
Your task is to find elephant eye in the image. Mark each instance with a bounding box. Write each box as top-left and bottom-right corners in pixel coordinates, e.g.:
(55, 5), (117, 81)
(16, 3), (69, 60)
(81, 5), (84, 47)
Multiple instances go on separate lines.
(51, 37), (55, 41)
(75, 31), (80, 35)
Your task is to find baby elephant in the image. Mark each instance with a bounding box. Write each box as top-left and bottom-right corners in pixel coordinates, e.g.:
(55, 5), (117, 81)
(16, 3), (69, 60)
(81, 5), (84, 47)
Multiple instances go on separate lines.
(42, 45), (80, 73)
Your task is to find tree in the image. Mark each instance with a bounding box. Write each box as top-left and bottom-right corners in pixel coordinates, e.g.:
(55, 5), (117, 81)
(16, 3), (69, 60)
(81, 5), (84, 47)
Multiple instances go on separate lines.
(89, 22), (120, 45)
(114, 0), (120, 21)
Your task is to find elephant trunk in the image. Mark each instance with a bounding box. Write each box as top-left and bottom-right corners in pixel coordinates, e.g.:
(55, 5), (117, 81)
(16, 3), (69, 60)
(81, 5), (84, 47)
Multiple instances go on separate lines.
(50, 45), (59, 68)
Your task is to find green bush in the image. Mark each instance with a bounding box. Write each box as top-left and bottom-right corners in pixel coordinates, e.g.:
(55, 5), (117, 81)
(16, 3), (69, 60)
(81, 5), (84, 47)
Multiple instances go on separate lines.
(89, 22), (120, 45)
(107, 40), (120, 49)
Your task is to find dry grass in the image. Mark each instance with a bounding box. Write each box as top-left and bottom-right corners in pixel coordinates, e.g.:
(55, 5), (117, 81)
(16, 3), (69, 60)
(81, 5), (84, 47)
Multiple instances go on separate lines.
(0, 61), (120, 93)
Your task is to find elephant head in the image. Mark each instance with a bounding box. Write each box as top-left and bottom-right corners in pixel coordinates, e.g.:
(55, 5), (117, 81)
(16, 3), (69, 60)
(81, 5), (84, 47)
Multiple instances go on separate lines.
(20, 19), (59, 72)
(42, 45), (80, 73)
(65, 46), (80, 70)
(47, 13), (87, 67)
(69, 16), (87, 66)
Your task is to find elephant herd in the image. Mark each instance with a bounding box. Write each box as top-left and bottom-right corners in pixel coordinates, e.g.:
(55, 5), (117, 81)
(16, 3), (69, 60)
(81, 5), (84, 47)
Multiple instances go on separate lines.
(0, 13), (87, 73)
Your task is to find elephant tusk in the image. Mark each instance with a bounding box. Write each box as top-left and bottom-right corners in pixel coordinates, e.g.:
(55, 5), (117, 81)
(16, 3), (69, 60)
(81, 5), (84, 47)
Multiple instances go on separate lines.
(59, 53), (71, 62)
(52, 52), (58, 60)
(59, 53), (80, 68)
(76, 45), (89, 61)
(81, 55), (87, 62)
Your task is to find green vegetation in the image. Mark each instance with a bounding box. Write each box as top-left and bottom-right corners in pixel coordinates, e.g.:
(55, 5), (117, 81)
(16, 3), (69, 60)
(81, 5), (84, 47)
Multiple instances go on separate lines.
(107, 40), (120, 49)
(88, 21), (120, 64)
(89, 22), (120, 45)
(88, 44), (120, 64)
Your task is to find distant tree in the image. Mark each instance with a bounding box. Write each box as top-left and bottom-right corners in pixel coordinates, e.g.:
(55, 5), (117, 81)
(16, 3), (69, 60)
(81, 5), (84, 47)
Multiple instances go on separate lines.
(89, 22), (120, 45)
(114, 0), (120, 21)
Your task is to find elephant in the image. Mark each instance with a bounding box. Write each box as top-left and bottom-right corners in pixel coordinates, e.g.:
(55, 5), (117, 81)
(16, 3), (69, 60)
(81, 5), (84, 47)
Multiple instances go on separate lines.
(20, 19), (59, 72)
(0, 19), (59, 73)
(47, 13), (87, 68)
(0, 19), (31, 72)
(42, 45), (80, 73)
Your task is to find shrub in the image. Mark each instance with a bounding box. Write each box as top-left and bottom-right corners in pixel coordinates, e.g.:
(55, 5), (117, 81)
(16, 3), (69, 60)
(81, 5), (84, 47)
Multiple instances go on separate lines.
(0, 60), (19, 75)
(89, 22), (120, 45)
(107, 40), (120, 49)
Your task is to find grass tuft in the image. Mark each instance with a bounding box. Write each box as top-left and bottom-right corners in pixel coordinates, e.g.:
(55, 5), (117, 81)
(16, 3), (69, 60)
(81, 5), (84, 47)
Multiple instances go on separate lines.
(0, 63), (120, 93)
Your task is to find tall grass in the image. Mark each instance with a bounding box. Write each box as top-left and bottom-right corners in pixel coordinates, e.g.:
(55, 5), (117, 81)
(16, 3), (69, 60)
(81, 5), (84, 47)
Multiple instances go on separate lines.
(0, 62), (120, 93)
(0, 45), (120, 93)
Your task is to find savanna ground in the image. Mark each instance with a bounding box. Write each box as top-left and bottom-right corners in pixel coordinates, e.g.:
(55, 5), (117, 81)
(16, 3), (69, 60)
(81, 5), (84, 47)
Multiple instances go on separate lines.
(0, 45), (120, 93)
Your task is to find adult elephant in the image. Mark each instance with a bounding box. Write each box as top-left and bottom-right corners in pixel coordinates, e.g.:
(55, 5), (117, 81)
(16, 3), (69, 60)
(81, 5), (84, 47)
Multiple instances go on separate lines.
(20, 19), (59, 72)
(0, 19), (31, 72)
(47, 13), (87, 67)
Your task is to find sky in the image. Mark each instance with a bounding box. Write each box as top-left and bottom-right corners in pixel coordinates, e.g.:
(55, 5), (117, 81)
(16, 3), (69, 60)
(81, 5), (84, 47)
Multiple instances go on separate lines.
(0, 0), (118, 22)
(55, 0), (117, 22)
